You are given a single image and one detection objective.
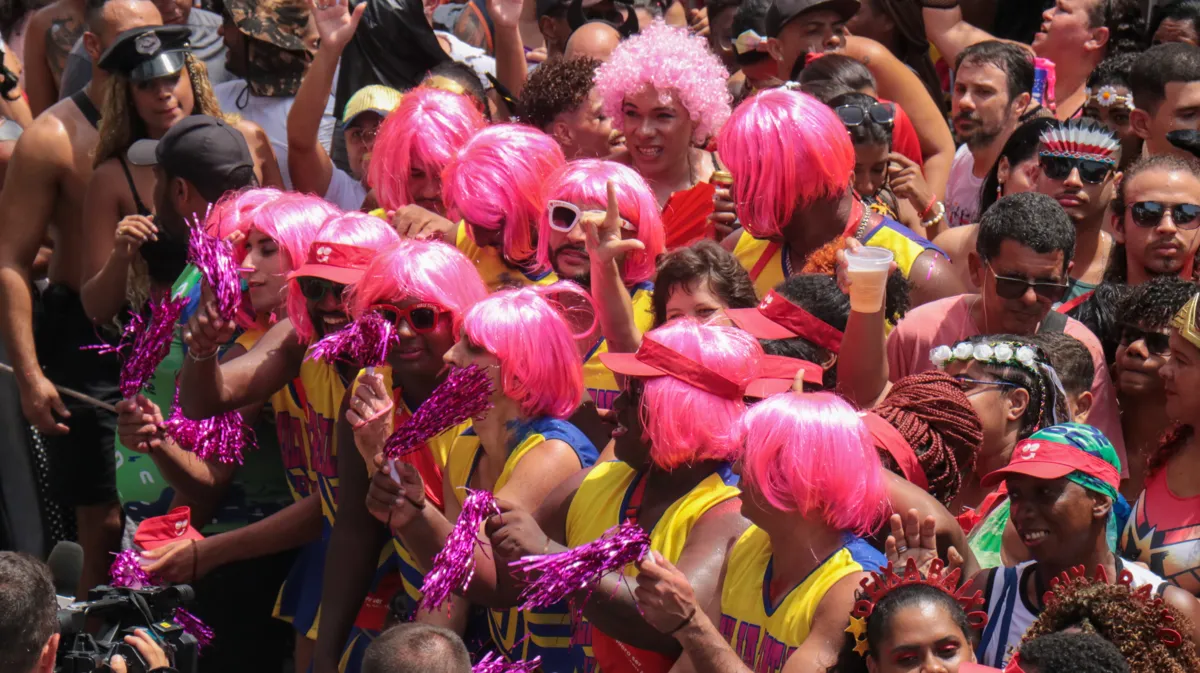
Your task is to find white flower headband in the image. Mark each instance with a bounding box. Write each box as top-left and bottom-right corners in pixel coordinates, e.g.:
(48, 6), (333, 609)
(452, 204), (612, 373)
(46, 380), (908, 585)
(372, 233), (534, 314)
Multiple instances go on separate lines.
(1084, 86), (1135, 110)
(930, 341), (1038, 370)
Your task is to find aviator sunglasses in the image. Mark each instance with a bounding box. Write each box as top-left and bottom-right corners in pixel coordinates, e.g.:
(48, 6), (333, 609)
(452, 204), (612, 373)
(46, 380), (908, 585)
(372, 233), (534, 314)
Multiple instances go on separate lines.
(1128, 201), (1200, 230)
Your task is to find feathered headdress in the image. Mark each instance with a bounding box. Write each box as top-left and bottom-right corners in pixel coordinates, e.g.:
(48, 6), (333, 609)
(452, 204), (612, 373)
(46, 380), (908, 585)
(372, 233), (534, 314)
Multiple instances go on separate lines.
(1038, 119), (1120, 165)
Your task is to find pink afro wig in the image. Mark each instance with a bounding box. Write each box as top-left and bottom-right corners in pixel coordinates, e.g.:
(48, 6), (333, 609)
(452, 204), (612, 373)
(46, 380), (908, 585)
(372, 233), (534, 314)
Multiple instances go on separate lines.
(288, 211), (400, 344)
(537, 159), (665, 285)
(461, 282), (592, 419)
(594, 20), (731, 144)
(738, 392), (887, 536)
(717, 89), (855, 238)
(367, 86), (487, 212)
(640, 319), (762, 469)
(442, 124), (565, 269)
(348, 237), (488, 330)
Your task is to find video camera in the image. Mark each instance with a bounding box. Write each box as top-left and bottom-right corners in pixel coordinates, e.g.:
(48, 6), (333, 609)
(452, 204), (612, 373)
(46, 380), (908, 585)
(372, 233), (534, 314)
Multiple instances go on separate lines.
(55, 584), (199, 673)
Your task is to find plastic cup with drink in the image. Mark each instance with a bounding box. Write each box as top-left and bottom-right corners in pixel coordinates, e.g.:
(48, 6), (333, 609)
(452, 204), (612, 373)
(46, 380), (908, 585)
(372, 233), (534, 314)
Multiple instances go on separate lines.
(845, 246), (894, 313)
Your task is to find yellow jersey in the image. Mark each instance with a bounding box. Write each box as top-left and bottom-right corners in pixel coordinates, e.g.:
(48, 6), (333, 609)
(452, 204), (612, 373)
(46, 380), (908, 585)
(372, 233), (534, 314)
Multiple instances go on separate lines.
(718, 527), (885, 673)
(565, 461), (740, 673)
(455, 223), (558, 292)
(296, 355), (347, 530)
(583, 282), (655, 411)
(447, 417), (600, 673)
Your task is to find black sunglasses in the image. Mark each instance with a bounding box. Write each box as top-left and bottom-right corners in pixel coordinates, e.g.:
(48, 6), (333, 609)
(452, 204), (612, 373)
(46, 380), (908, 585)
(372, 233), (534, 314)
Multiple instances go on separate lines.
(298, 277), (345, 303)
(835, 103), (894, 128)
(989, 268), (1070, 302)
(1128, 201), (1200, 231)
(1119, 324), (1172, 354)
(1038, 155), (1113, 185)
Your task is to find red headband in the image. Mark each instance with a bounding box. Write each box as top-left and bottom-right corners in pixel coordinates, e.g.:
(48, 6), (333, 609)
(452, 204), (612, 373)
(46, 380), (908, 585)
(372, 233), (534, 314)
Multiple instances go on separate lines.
(759, 290), (844, 353)
(859, 412), (928, 491)
(635, 338), (744, 400)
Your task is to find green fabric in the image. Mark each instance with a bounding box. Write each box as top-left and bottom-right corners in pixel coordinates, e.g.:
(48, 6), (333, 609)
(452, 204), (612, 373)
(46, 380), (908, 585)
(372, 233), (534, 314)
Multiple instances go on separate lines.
(968, 498), (1010, 569)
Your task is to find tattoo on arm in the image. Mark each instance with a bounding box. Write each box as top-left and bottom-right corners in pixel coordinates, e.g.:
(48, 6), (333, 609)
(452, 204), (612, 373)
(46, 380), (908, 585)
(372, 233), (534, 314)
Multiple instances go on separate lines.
(45, 16), (83, 81)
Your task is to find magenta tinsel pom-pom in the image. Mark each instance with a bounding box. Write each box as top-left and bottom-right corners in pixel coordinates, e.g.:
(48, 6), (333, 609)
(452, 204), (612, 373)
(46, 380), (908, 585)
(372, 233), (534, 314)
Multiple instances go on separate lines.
(173, 608), (215, 650)
(384, 365), (494, 460)
(307, 312), (397, 368)
(419, 488), (500, 614)
(472, 653), (542, 673)
(103, 294), (188, 398)
(510, 521), (651, 611)
(188, 225), (241, 319)
(108, 549), (160, 589)
(163, 392), (256, 465)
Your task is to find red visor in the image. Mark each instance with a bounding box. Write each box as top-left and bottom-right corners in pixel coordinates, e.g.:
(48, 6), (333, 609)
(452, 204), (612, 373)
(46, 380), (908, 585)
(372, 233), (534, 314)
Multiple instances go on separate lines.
(727, 290), (843, 353)
(860, 411), (928, 491)
(746, 355), (823, 397)
(134, 506), (204, 551)
(288, 241), (376, 286)
(980, 439), (1120, 490)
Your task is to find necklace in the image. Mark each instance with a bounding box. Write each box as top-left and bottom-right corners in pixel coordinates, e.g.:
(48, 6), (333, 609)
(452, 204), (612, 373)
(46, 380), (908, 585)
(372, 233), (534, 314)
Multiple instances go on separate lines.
(781, 202), (873, 278)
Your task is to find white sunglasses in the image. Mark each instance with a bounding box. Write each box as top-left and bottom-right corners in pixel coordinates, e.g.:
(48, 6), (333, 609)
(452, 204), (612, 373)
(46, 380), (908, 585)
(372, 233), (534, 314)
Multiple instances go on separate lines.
(547, 200), (636, 233)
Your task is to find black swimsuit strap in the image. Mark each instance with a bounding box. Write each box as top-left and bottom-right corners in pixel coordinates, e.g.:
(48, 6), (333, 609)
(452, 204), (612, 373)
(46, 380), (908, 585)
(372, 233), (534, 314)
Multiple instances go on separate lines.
(116, 156), (152, 216)
(70, 90), (101, 129)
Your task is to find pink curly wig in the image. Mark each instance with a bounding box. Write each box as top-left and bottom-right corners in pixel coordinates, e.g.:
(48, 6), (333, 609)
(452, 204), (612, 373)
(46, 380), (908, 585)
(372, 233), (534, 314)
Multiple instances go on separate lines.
(288, 211), (400, 343)
(367, 86), (487, 212)
(717, 89), (855, 238)
(738, 392), (887, 536)
(348, 238), (488, 330)
(594, 20), (731, 144)
(461, 282), (592, 419)
(536, 159), (665, 285)
(442, 124), (565, 269)
(640, 319), (762, 470)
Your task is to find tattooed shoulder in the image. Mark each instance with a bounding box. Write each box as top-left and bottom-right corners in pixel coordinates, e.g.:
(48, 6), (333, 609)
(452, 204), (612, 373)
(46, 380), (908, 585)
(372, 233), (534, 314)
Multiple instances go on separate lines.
(46, 14), (84, 80)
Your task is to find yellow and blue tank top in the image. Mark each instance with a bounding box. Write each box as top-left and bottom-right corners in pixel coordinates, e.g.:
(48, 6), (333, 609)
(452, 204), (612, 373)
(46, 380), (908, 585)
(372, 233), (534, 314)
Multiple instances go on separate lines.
(732, 217), (942, 298)
(565, 461), (741, 673)
(455, 224), (558, 292)
(291, 354), (347, 530)
(583, 282), (655, 411)
(718, 527), (885, 673)
(447, 417), (600, 673)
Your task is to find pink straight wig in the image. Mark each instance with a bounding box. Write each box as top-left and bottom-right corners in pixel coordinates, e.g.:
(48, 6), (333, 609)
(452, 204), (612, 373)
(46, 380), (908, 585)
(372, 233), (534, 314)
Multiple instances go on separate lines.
(460, 282), (591, 419)
(442, 124), (565, 268)
(368, 86), (487, 212)
(738, 392), (887, 536)
(288, 211), (400, 343)
(214, 188), (341, 273)
(594, 20), (731, 144)
(348, 238), (488, 329)
(536, 159), (665, 284)
(717, 89), (855, 238)
(640, 319), (762, 469)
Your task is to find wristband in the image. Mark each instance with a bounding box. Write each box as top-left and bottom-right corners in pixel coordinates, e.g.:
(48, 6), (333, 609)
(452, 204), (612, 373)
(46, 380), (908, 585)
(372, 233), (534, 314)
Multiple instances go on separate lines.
(919, 195), (938, 219)
(921, 202), (947, 228)
(186, 347), (220, 363)
(667, 607), (698, 635)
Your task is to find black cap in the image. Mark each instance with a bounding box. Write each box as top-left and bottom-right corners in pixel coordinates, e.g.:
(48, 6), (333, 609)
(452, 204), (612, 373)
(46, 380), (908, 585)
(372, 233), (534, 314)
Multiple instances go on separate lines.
(765, 0), (860, 37)
(98, 25), (192, 82)
(126, 115), (255, 202)
(1169, 130), (1200, 160)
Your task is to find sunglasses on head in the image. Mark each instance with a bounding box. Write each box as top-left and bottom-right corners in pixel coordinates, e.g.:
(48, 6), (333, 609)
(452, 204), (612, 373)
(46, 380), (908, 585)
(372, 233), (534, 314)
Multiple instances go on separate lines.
(988, 267), (1070, 302)
(298, 277), (346, 303)
(372, 303), (447, 334)
(1128, 201), (1200, 230)
(1037, 154), (1113, 185)
(834, 103), (894, 127)
(548, 200), (636, 234)
(1119, 324), (1171, 354)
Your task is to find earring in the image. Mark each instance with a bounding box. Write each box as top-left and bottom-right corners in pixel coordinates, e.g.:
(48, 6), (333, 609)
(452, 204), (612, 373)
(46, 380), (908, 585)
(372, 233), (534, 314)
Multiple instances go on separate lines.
(997, 182), (1004, 199)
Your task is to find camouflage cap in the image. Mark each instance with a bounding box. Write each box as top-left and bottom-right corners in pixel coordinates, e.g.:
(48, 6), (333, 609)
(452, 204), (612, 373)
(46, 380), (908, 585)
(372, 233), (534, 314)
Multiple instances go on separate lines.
(225, 0), (316, 52)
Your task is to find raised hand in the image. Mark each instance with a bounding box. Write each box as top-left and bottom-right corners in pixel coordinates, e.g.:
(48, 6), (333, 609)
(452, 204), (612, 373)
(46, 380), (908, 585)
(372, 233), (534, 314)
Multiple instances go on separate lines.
(113, 214), (158, 261)
(308, 0), (366, 52)
(346, 371), (394, 466)
(887, 151), (935, 215)
(365, 455), (427, 531)
(884, 508), (963, 576)
(634, 551), (700, 635)
(487, 0), (523, 30)
(182, 281), (234, 360)
(584, 181), (645, 266)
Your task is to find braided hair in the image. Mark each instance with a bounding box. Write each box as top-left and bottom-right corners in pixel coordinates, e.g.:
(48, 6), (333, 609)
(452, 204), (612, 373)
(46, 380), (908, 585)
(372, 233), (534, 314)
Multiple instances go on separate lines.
(874, 371), (985, 505)
(962, 335), (1070, 439)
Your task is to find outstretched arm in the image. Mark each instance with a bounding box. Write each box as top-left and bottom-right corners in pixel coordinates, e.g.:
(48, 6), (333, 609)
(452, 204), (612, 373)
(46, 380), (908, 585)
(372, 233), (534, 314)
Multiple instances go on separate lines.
(920, 3), (996, 67)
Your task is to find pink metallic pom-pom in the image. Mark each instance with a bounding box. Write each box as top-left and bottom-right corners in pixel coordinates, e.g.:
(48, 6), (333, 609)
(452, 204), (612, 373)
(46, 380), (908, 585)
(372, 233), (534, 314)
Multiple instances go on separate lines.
(103, 294), (188, 398)
(307, 312), (397, 368)
(109, 549), (160, 589)
(472, 652), (542, 673)
(510, 521), (651, 611)
(188, 224), (241, 319)
(385, 365), (493, 460)
(419, 489), (500, 614)
(173, 608), (215, 651)
(163, 393), (256, 465)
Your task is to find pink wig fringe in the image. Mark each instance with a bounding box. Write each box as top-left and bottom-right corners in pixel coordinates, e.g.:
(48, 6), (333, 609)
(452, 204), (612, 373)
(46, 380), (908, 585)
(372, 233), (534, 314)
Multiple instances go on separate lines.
(536, 159), (665, 285)
(594, 20), (731, 144)
(738, 392), (887, 536)
(347, 238), (488, 330)
(288, 211), (400, 343)
(640, 319), (761, 469)
(460, 282), (592, 419)
(442, 124), (565, 269)
(717, 89), (855, 238)
(368, 86), (487, 212)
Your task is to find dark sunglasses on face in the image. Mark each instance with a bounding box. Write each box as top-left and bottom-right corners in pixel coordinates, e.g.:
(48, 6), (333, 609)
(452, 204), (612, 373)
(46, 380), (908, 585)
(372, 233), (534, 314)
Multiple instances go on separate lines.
(834, 102), (894, 128)
(1128, 201), (1200, 230)
(373, 303), (446, 334)
(298, 277), (346, 303)
(1037, 154), (1113, 185)
(1119, 324), (1172, 354)
(988, 267), (1070, 302)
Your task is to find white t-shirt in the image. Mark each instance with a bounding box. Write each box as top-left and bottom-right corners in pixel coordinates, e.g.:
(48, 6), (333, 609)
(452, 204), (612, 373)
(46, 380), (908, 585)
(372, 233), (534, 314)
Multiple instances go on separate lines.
(945, 144), (985, 228)
(324, 167), (367, 211)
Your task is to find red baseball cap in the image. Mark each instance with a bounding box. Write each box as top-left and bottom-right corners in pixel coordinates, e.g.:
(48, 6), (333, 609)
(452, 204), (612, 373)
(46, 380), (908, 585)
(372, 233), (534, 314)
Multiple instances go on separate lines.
(134, 506), (204, 551)
(980, 438), (1121, 490)
(726, 290), (844, 354)
(288, 241), (376, 286)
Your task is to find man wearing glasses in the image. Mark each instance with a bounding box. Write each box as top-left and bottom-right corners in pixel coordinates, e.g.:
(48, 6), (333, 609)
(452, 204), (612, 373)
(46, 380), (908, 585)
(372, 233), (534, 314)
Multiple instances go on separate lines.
(883, 191), (1127, 476)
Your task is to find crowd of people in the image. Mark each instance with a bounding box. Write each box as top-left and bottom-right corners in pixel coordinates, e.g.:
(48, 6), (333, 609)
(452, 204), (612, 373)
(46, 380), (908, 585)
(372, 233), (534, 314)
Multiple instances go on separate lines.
(2, 0), (1200, 671)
